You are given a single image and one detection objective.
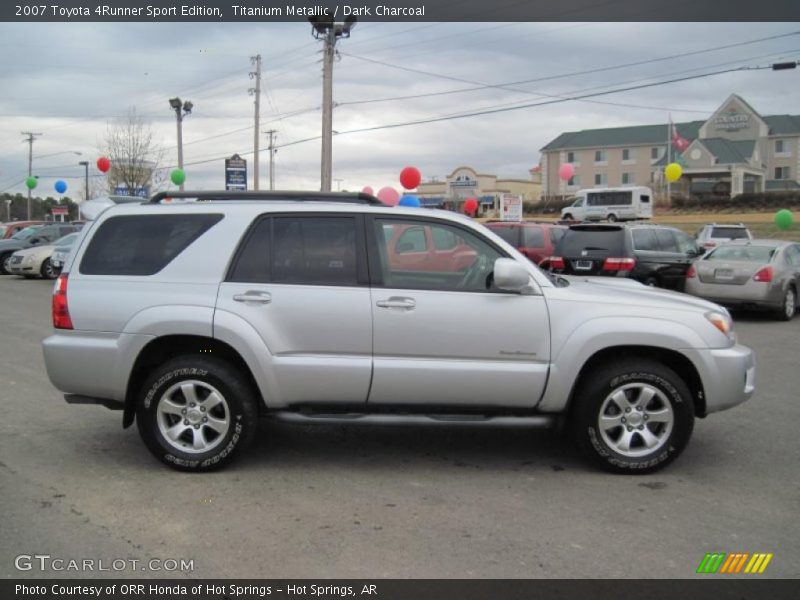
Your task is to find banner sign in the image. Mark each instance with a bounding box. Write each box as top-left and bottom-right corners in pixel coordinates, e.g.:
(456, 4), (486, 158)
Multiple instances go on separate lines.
(500, 194), (523, 222)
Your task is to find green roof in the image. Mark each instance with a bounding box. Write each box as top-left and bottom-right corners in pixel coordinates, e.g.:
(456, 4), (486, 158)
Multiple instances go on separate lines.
(700, 138), (756, 165)
(542, 115), (800, 151)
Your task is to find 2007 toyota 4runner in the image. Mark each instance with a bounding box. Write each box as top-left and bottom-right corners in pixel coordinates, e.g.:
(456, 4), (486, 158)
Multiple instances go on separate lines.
(42, 191), (755, 473)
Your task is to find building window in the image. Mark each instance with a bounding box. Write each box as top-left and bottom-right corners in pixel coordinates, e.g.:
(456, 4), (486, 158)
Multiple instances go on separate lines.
(594, 173), (608, 186)
(568, 175), (580, 187)
(622, 148), (631, 161)
(775, 166), (791, 180)
(594, 150), (607, 163)
(621, 172), (634, 185)
(651, 147), (660, 160)
(566, 151), (578, 164)
(775, 139), (788, 154)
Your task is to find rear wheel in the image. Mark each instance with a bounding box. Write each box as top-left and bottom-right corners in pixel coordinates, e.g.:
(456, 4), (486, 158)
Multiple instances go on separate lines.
(644, 276), (659, 287)
(563, 213), (574, 222)
(136, 356), (259, 471)
(40, 258), (57, 280)
(775, 287), (796, 321)
(571, 359), (694, 474)
(607, 214), (618, 222)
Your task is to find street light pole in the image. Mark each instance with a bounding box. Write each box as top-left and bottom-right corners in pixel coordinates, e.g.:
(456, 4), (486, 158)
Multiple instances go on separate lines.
(78, 160), (89, 221)
(169, 97), (193, 191)
(309, 16), (356, 192)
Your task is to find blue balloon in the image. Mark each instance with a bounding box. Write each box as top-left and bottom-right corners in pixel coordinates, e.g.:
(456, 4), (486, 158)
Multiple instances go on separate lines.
(398, 194), (421, 208)
(54, 180), (68, 194)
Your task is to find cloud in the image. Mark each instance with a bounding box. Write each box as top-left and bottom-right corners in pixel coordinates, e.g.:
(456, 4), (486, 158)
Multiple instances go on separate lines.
(0, 21), (798, 196)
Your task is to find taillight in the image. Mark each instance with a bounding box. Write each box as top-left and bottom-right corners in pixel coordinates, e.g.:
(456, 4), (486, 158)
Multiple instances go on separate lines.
(549, 256), (565, 270)
(52, 274), (73, 329)
(753, 266), (773, 283)
(603, 257), (636, 271)
(686, 264), (697, 278)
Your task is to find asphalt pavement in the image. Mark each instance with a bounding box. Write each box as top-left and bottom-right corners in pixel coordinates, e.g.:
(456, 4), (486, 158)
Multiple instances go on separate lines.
(0, 276), (798, 579)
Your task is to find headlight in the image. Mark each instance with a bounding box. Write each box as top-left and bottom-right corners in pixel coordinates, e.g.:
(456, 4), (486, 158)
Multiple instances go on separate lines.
(22, 254), (36, 265)
(705, 310), (735, 341)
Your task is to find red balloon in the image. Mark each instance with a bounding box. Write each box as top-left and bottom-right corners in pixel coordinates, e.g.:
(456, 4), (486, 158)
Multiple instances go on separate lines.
(96, 157), (111, 173)
(464, 198), (479, 216)
(399, 166), (421, 190)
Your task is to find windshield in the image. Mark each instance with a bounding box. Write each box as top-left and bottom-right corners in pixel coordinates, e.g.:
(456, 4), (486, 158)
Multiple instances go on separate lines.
(706, 245), (776, 263)
(11, 226), (39, 240)
(557, 228), (626, 257)
(54, 233), (79, 247)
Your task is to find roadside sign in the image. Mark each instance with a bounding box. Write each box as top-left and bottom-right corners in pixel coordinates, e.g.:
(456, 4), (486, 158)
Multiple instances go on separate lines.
(51, 206), (68, 215)
(500, 194), (523, 222)
(225, 154), (247, 191)
(113, 186), (149, 198)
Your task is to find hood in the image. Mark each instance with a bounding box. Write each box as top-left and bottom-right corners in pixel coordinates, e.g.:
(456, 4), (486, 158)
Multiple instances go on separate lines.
(13, 244), (56, 258)
(561, 275), (726, 314)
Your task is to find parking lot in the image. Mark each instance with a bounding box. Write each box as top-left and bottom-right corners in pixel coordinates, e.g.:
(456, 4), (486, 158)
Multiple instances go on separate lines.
(0, 275), (798, 579)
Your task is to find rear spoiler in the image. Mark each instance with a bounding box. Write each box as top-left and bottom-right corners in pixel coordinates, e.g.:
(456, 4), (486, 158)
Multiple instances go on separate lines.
(79, 195), (144, 221)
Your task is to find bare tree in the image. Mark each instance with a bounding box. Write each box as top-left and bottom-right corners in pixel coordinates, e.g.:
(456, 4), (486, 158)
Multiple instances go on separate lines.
(101, 108), (165, 195)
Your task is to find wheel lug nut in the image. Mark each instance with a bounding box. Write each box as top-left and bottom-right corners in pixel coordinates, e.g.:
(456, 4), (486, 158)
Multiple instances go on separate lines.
(621, 417), (626, 423)
(643, 415), (649, 420)
(625, 408), (631, 413)
(183, 419), (189, 425)
(190, 402), (196, 407)
(627, 426), (633, 432)
(203, 417), (208, 422)
(181, 409), (186, 415)
(200, 407), (206, 412)
(638, 425), (644, 430)
(194, 424), (199, 429)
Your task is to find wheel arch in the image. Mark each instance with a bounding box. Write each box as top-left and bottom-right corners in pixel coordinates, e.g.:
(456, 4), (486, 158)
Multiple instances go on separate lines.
(123, 335), (263, 428)
(564, 345), (707, 422)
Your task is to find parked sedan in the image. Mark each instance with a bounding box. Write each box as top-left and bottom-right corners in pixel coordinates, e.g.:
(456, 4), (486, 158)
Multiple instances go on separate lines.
(685, 239), (800, 321)
(8, 232), (81, 279)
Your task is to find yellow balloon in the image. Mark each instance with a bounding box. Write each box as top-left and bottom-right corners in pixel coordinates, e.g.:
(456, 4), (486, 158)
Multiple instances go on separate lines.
(665, 162), (682, 183)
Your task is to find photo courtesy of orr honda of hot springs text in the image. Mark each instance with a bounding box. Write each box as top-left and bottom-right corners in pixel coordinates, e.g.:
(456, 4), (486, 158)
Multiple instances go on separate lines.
(42, 191), (755, 473)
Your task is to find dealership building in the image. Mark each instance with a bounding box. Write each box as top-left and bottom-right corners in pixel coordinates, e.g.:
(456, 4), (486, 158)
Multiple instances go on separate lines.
(540, 94), (800, 198)
(415, 166), (542, 214)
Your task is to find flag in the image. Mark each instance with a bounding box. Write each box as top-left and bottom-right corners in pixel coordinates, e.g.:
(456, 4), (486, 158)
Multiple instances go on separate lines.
(671, 122), (690, 153)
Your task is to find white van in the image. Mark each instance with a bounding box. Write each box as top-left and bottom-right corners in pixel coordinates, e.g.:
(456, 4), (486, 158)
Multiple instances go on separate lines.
(561, 186), (653, 222)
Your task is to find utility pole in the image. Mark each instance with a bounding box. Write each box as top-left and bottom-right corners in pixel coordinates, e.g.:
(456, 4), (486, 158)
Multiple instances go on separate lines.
(309, 16), (356, 192)
(21, 131), (42, 220)
(249, 54), (262, 191)
(264, 129), (277, 190)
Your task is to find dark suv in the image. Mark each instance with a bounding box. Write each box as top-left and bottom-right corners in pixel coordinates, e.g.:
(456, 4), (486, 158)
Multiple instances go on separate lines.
(484, 221), (566, 265)
(547, 223), (704, 290)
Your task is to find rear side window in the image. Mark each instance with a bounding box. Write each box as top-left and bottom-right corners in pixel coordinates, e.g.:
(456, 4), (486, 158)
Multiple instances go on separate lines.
(80, 214), (223, 276)
(632, 229), (657, 251)
(654, 229), (680, 253)
(488, 226), (520, 246)
(522, 226), (544, 248)
(557, 228), (626, 256)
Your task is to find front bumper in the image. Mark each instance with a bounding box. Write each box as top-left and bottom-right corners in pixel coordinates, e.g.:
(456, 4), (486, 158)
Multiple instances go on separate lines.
(683, 343), (755, 415)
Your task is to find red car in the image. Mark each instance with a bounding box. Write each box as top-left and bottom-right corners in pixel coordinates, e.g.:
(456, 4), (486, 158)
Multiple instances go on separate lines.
(0, 220), (43, 239)
(485, 221), (566, 265)
(384, 223), (477, 272)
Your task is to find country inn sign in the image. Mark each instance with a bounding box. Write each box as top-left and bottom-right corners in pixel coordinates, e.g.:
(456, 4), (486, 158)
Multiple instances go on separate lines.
(541, 94), (800, 197)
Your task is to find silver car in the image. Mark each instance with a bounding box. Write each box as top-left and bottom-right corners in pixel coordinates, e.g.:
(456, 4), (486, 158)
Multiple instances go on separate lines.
(685, 239), (800, 321)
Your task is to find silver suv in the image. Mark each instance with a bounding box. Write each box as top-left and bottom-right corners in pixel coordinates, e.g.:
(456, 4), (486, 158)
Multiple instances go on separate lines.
(695, 223), (752, 250)
(43, 191), (756, 473)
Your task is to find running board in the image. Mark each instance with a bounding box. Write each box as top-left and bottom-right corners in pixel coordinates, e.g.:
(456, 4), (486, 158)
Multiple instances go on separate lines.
(271, 411), (555, 428)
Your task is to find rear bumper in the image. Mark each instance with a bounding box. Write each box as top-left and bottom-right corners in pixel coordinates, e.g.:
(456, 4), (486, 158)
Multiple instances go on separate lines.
(686, 281), (783, 309)
(683, 344), (755, 415)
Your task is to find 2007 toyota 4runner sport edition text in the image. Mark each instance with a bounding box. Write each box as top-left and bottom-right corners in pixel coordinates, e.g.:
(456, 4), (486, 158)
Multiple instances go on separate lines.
(42, 191), (756, 473)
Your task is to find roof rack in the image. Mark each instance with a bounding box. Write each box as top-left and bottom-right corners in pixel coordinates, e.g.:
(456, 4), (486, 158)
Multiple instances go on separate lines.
(147, 190), (385, 206)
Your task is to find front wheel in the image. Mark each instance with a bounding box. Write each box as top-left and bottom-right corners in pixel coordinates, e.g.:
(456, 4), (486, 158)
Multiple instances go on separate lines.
(136, 356), (259, 471)
(607, 214), (618, 222)
(571, 359), (694, 474)
(562, 213), (574, 222)
(40, 258), (57, 280)
(0, 252), (13, 275)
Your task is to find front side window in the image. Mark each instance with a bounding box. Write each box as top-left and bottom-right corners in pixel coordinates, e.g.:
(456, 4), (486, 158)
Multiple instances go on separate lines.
(395, 226), (427, 254)
(80, 214), (223, 276)
(654, 229), (680, 253)
(374, 218), (502, 292)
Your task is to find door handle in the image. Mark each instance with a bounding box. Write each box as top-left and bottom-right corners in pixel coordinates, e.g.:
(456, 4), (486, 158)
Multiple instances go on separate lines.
(233, 291), (272, 304)
(376, 297), (416, 310)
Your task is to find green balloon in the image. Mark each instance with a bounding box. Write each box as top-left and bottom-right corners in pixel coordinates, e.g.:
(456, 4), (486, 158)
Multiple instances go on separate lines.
(170, 168), (186, 186)
(775, 209), (794, 230)
(25, 176), (38, 190)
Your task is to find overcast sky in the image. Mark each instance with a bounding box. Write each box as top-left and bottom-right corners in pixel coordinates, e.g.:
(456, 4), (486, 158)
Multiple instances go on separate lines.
(0, 21), (798, 198)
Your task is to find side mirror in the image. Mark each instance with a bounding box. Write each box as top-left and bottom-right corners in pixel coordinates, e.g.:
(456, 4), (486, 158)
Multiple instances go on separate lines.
(693, 246), (706, 257)
(494, 258), (532, 293)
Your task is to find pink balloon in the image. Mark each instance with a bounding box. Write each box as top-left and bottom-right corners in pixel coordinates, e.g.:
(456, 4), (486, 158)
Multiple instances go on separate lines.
(362, 186), (374, 195)
(558, 163), (575, 181)
(376, 186), (400, 206)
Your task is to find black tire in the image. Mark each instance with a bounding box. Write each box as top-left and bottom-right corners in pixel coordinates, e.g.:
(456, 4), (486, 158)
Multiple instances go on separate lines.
(0, 252), (13, 275)
(607, 214), (618, 222)
(571, 359), (694, 474)
(563, 213), (574, 222)
(136, 356), (259, 471)
(40, 258), (56, 280)
(774, 286), (796, 321)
